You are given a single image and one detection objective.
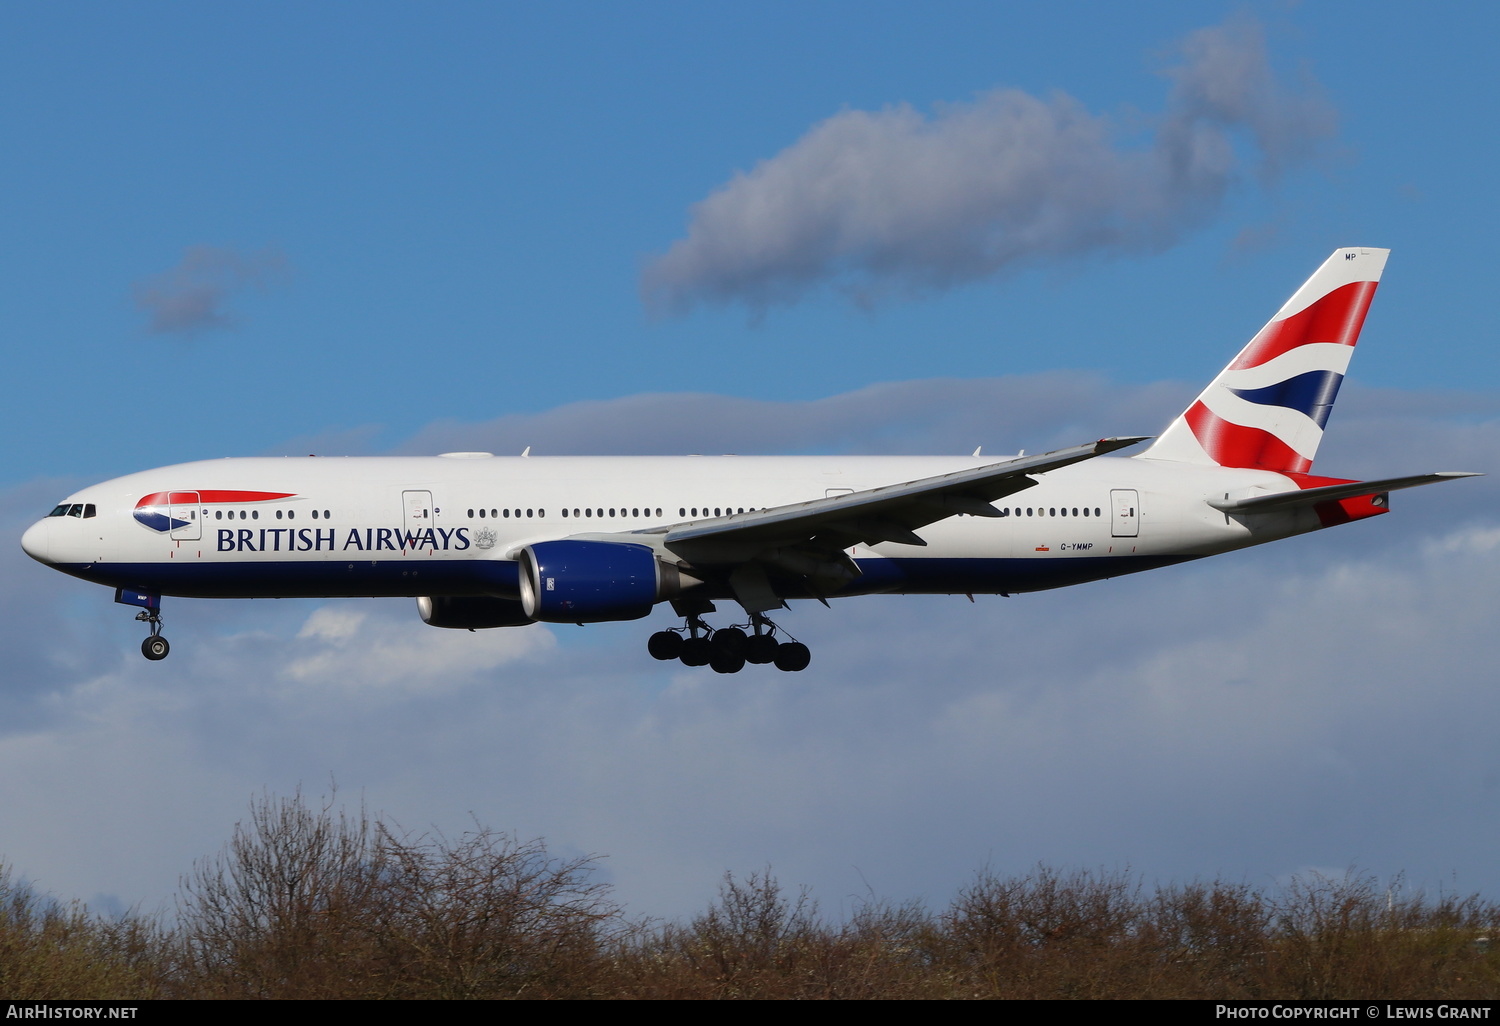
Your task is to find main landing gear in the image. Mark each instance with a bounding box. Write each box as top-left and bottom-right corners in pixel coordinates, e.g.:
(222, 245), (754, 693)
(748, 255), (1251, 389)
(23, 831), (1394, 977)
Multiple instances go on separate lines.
(647, 613), (810, 674)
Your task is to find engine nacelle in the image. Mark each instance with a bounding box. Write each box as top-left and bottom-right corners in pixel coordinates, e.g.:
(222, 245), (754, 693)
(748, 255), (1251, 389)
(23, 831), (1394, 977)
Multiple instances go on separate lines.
(517, 540), (684, 623)
(417, 595), (536, 629)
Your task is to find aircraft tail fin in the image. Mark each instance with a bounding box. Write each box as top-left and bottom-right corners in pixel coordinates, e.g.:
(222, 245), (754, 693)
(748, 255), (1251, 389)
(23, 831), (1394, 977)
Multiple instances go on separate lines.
(1139, 247), (1389, 474)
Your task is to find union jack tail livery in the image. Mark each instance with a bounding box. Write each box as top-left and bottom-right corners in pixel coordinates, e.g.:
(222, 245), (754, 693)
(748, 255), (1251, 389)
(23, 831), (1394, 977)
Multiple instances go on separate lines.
(1141, 247), (1388, 474)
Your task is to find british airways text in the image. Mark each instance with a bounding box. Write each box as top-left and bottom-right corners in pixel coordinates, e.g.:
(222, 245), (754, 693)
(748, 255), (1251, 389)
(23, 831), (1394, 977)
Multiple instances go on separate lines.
(215, 527), (471, 553)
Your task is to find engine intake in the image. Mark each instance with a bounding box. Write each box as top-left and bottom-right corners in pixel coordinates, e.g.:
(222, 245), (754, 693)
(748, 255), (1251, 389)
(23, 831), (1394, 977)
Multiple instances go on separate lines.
(518, 540), (685, 623)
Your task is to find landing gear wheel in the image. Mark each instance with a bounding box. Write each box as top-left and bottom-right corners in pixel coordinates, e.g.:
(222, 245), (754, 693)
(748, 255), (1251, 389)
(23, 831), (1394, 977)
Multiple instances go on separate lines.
(710, 650), (746, 674)
(648, 630), (683, 660)
(141, 636), (170, 661)
(710, 627), (747, 658)
(680, 637), (712, 667)
(773, 641), (810, 672)
(745, 634), (779, 664)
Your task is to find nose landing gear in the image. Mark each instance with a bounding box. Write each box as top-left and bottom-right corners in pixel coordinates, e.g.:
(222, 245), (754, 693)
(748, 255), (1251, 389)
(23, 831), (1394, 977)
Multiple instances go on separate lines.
(116, 589), (169, 661)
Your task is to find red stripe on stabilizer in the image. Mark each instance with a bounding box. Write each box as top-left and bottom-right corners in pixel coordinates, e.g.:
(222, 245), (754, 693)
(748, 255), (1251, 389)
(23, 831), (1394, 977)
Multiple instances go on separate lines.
(1279, 474), (1389, 527)
(1281, 474), (1355, 490)
(138, 490), (296, 507)
(1230, 280), (1379, 370)
(1314, 495), (1389, 527)
(1184, 402), (1312, 474)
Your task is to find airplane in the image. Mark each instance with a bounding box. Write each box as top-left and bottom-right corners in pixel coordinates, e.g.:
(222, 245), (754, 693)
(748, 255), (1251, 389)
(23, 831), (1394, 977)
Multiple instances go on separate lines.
(21, 247), (1479, 673)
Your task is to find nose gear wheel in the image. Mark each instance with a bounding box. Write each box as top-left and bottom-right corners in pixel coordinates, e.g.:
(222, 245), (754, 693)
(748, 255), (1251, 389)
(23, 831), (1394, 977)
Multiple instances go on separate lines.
(135, 608), (170, 661)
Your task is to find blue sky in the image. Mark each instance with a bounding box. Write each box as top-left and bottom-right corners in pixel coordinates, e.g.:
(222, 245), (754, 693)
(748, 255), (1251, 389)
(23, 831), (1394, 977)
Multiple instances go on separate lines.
(4, 2), (1500, 920)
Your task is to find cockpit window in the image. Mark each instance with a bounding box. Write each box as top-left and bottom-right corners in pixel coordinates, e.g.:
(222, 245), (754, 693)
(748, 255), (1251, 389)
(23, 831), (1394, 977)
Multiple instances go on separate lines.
(48, 503), (97, 518)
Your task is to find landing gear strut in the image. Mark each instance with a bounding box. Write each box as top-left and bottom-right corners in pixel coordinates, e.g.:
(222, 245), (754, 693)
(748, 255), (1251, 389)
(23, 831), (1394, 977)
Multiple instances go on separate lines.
(647, 612), (809, 673)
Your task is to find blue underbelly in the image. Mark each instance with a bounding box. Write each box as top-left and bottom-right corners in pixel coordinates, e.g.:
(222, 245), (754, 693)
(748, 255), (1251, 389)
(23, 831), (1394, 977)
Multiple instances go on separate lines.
(55, 552), (1192, 602)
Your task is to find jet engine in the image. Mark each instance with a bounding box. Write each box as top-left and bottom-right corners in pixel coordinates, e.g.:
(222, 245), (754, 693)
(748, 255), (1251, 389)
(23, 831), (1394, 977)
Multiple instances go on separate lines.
(517, 540), (688, 623)
(417, 595), (536, 629)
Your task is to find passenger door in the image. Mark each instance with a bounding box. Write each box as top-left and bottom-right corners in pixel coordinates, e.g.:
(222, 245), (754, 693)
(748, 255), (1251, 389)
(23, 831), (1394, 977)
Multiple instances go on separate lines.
(169, 491), (201, 541)
(1110, 489), (1139, 538)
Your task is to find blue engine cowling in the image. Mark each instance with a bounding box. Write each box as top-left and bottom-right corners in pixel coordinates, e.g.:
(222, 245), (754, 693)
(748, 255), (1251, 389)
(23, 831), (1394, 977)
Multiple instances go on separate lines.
(518, 540), (682, 623)
(417, 596), (536, 629)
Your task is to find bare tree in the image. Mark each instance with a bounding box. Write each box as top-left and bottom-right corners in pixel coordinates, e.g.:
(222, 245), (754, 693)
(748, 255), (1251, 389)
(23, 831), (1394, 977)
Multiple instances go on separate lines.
(175, 789), (616, 998)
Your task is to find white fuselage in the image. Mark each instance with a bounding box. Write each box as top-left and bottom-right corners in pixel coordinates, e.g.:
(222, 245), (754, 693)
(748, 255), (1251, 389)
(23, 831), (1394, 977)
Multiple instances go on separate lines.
(21, 452), (1336, 604)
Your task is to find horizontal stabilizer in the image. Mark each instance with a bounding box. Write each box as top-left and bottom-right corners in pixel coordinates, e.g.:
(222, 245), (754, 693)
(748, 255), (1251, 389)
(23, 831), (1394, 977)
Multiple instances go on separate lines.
(1209, 472), (1481, 515)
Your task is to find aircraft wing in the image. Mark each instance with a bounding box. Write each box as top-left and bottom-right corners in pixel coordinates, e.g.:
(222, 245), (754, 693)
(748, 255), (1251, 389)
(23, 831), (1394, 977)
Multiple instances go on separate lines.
(1208, 472), (1481, 515)
(651, 437), (1148, 568)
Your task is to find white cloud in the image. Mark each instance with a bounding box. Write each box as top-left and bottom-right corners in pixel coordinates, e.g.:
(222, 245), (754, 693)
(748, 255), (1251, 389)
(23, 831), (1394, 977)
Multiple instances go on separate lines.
(284, 605), (555, 694)
(393, 374), (1193, 458)
(642, 17), (1334, 317)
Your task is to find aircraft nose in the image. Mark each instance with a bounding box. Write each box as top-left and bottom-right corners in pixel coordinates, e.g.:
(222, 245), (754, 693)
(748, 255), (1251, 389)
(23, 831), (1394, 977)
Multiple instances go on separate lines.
(20, 520), (52, 564)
